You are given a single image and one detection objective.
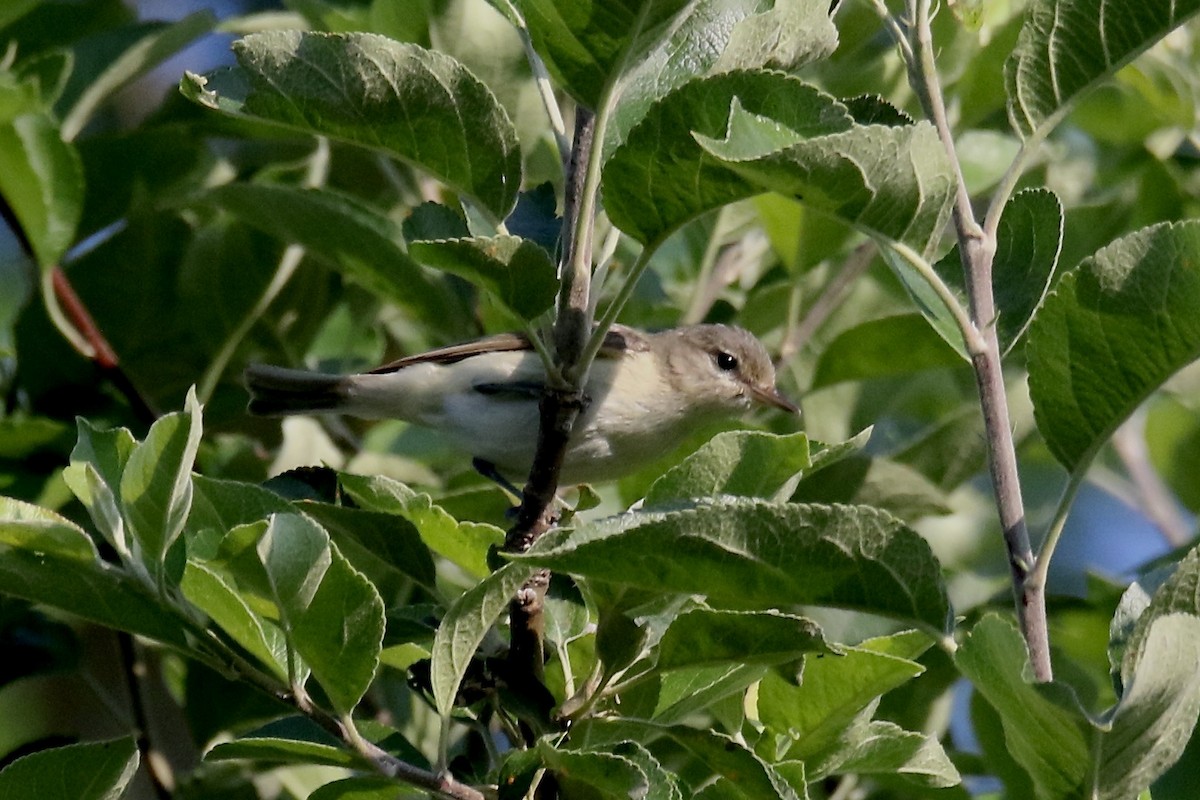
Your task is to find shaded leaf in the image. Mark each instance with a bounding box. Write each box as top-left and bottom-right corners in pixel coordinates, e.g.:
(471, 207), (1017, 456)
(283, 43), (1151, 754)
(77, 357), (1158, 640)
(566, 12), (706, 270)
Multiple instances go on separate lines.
(656, 608), (833, 670)
(204, 183), (468, 334)
(409, 235), (557, 320)
(258, 513), (385, 714)
(1005, 0), (1200, 139)
(667, 726), (802, 800)
(205, 716), (353, 767)
(535, 739), (649, 799)
(1027, 221), (1200, 471)
(340, 472), (502, 578)
(181, 31), (521, 218)
(0, 547), (189, 646)
(812, 314), (965, 388)
(59, 12), (215, 141)
(0, 737), (138, 800)
(518, 499), (951, 632)
(299, 502), (438, 595)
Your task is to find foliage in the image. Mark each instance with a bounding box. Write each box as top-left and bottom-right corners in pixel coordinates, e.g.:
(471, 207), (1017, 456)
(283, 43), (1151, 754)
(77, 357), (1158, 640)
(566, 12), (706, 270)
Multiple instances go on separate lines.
(2, 0), (1200, 798)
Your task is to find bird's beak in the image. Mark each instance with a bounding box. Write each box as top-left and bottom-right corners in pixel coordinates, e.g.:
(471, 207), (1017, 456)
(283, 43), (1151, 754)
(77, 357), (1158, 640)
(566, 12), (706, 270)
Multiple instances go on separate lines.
(752, 384), (800, 414)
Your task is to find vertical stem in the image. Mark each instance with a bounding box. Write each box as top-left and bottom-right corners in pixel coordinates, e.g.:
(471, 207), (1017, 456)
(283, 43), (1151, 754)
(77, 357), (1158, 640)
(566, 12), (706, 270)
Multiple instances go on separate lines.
(907, 0), (1051, 679)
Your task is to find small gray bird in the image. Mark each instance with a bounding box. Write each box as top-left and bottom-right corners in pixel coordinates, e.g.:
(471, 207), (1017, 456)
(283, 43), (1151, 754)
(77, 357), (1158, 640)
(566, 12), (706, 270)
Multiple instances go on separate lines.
(245, 324), (797, 484)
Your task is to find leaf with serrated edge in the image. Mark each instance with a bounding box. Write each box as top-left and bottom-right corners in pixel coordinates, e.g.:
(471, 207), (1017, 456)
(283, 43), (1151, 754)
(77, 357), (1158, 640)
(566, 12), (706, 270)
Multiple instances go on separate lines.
(656, 608), (832, 670)
(518, 498), (951, 633)
(758, 631), (929, 761)
(257, 513), (384, 714)
(644, 430), (810, 505)
(831, 720), (961, 787)
(603, 71), (853, 245)
(181, 559), (288, 679)
(181, 31), (520, 218)
(0, 737), (139, 800)
(1027, 221), (1200, 472)
(696, 100), (955, 255)
(339, 472), (502, 578)
(1005, 0), (1200, 139)
(430, 561), (537, 717)
(409, 235), (557, 320)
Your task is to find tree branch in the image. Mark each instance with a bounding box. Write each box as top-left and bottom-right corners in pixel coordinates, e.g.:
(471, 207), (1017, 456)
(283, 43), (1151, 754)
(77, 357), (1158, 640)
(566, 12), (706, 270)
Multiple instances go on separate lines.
(904, 0), (1052, 680)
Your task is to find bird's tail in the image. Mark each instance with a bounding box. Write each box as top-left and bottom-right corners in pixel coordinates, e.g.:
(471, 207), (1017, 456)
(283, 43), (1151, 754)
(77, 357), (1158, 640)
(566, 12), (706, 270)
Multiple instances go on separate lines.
(244, 364), (348, 416)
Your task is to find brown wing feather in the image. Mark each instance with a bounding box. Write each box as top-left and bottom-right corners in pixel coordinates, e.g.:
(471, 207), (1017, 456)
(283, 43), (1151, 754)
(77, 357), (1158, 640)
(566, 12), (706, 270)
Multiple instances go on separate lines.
(368, 325), (648, 375)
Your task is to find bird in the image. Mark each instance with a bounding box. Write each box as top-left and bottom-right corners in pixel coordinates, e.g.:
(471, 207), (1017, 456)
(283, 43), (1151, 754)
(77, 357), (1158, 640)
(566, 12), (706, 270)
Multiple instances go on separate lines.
(244, 324), (797, 485)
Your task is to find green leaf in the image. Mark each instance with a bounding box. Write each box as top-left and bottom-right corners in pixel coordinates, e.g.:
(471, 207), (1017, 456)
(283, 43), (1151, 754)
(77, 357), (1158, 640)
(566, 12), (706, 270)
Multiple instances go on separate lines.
(204, 183), (469, 334)
(811, 314), (965, 388)
(120, 387), (203, 582)
(180, 558), (288, 680)
(1005, 0), (1200, 139)
(181, 31), (521, 219)
(955, 614), (1090, 800)
(604, 72), (853, 245)
(1027, 221), (1200, 472)
(408, 235), (557, 320)
(653, 663), (767, 723)
(535, 739), (650, 799)
(644, 430), (810, 505)
(309, 776), (423, 800)
(257, 513), (385, 714)
(0, 0), (38, 30)
(0, 84), (83, 268)
(299, 502), (438, 595)
(205, 716), (353, 767)
(0, 495), (97, 561)
(1095, 613), (1200, 800)
(0, 737), (138, 800)
(656, 608), (833, 670)
(609, 0), (838, 151)
(187, 475), (295, 538)
(430, 560), (537, 717)
(339, 473), (503, 578)
(666, 726), (802, 800)
(935, 188), (1063, 356)
(831, 720), (961, 787)
(1117, 543), (1200, 686)
(518, 499), (951, 632)
(0, 545), (189, 646)
(695, 100), (956, 255)
(758, 631), (929, 761)
(63, 419), (136, 555)
(59, 12), (215, 141)
(514, 0), (691, 109)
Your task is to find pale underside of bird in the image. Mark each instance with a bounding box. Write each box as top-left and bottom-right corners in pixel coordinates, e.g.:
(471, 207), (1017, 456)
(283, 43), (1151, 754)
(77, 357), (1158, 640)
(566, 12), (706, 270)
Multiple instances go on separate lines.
(245, 324), (797, 485)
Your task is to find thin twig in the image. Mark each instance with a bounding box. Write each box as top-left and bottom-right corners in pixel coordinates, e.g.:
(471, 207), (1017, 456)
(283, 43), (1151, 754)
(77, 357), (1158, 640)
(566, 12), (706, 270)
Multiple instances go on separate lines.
(778, 241), (876, 363)
(1111, 412), (1192, 547)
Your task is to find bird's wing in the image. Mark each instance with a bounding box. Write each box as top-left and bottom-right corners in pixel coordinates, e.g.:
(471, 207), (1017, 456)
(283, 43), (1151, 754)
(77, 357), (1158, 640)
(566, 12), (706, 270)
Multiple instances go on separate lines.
(367, 325), (649, 375)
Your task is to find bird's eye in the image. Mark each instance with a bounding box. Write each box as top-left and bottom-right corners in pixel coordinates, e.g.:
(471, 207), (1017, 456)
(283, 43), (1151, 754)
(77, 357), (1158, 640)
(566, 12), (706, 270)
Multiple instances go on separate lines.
(715, 351), (739, 372)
